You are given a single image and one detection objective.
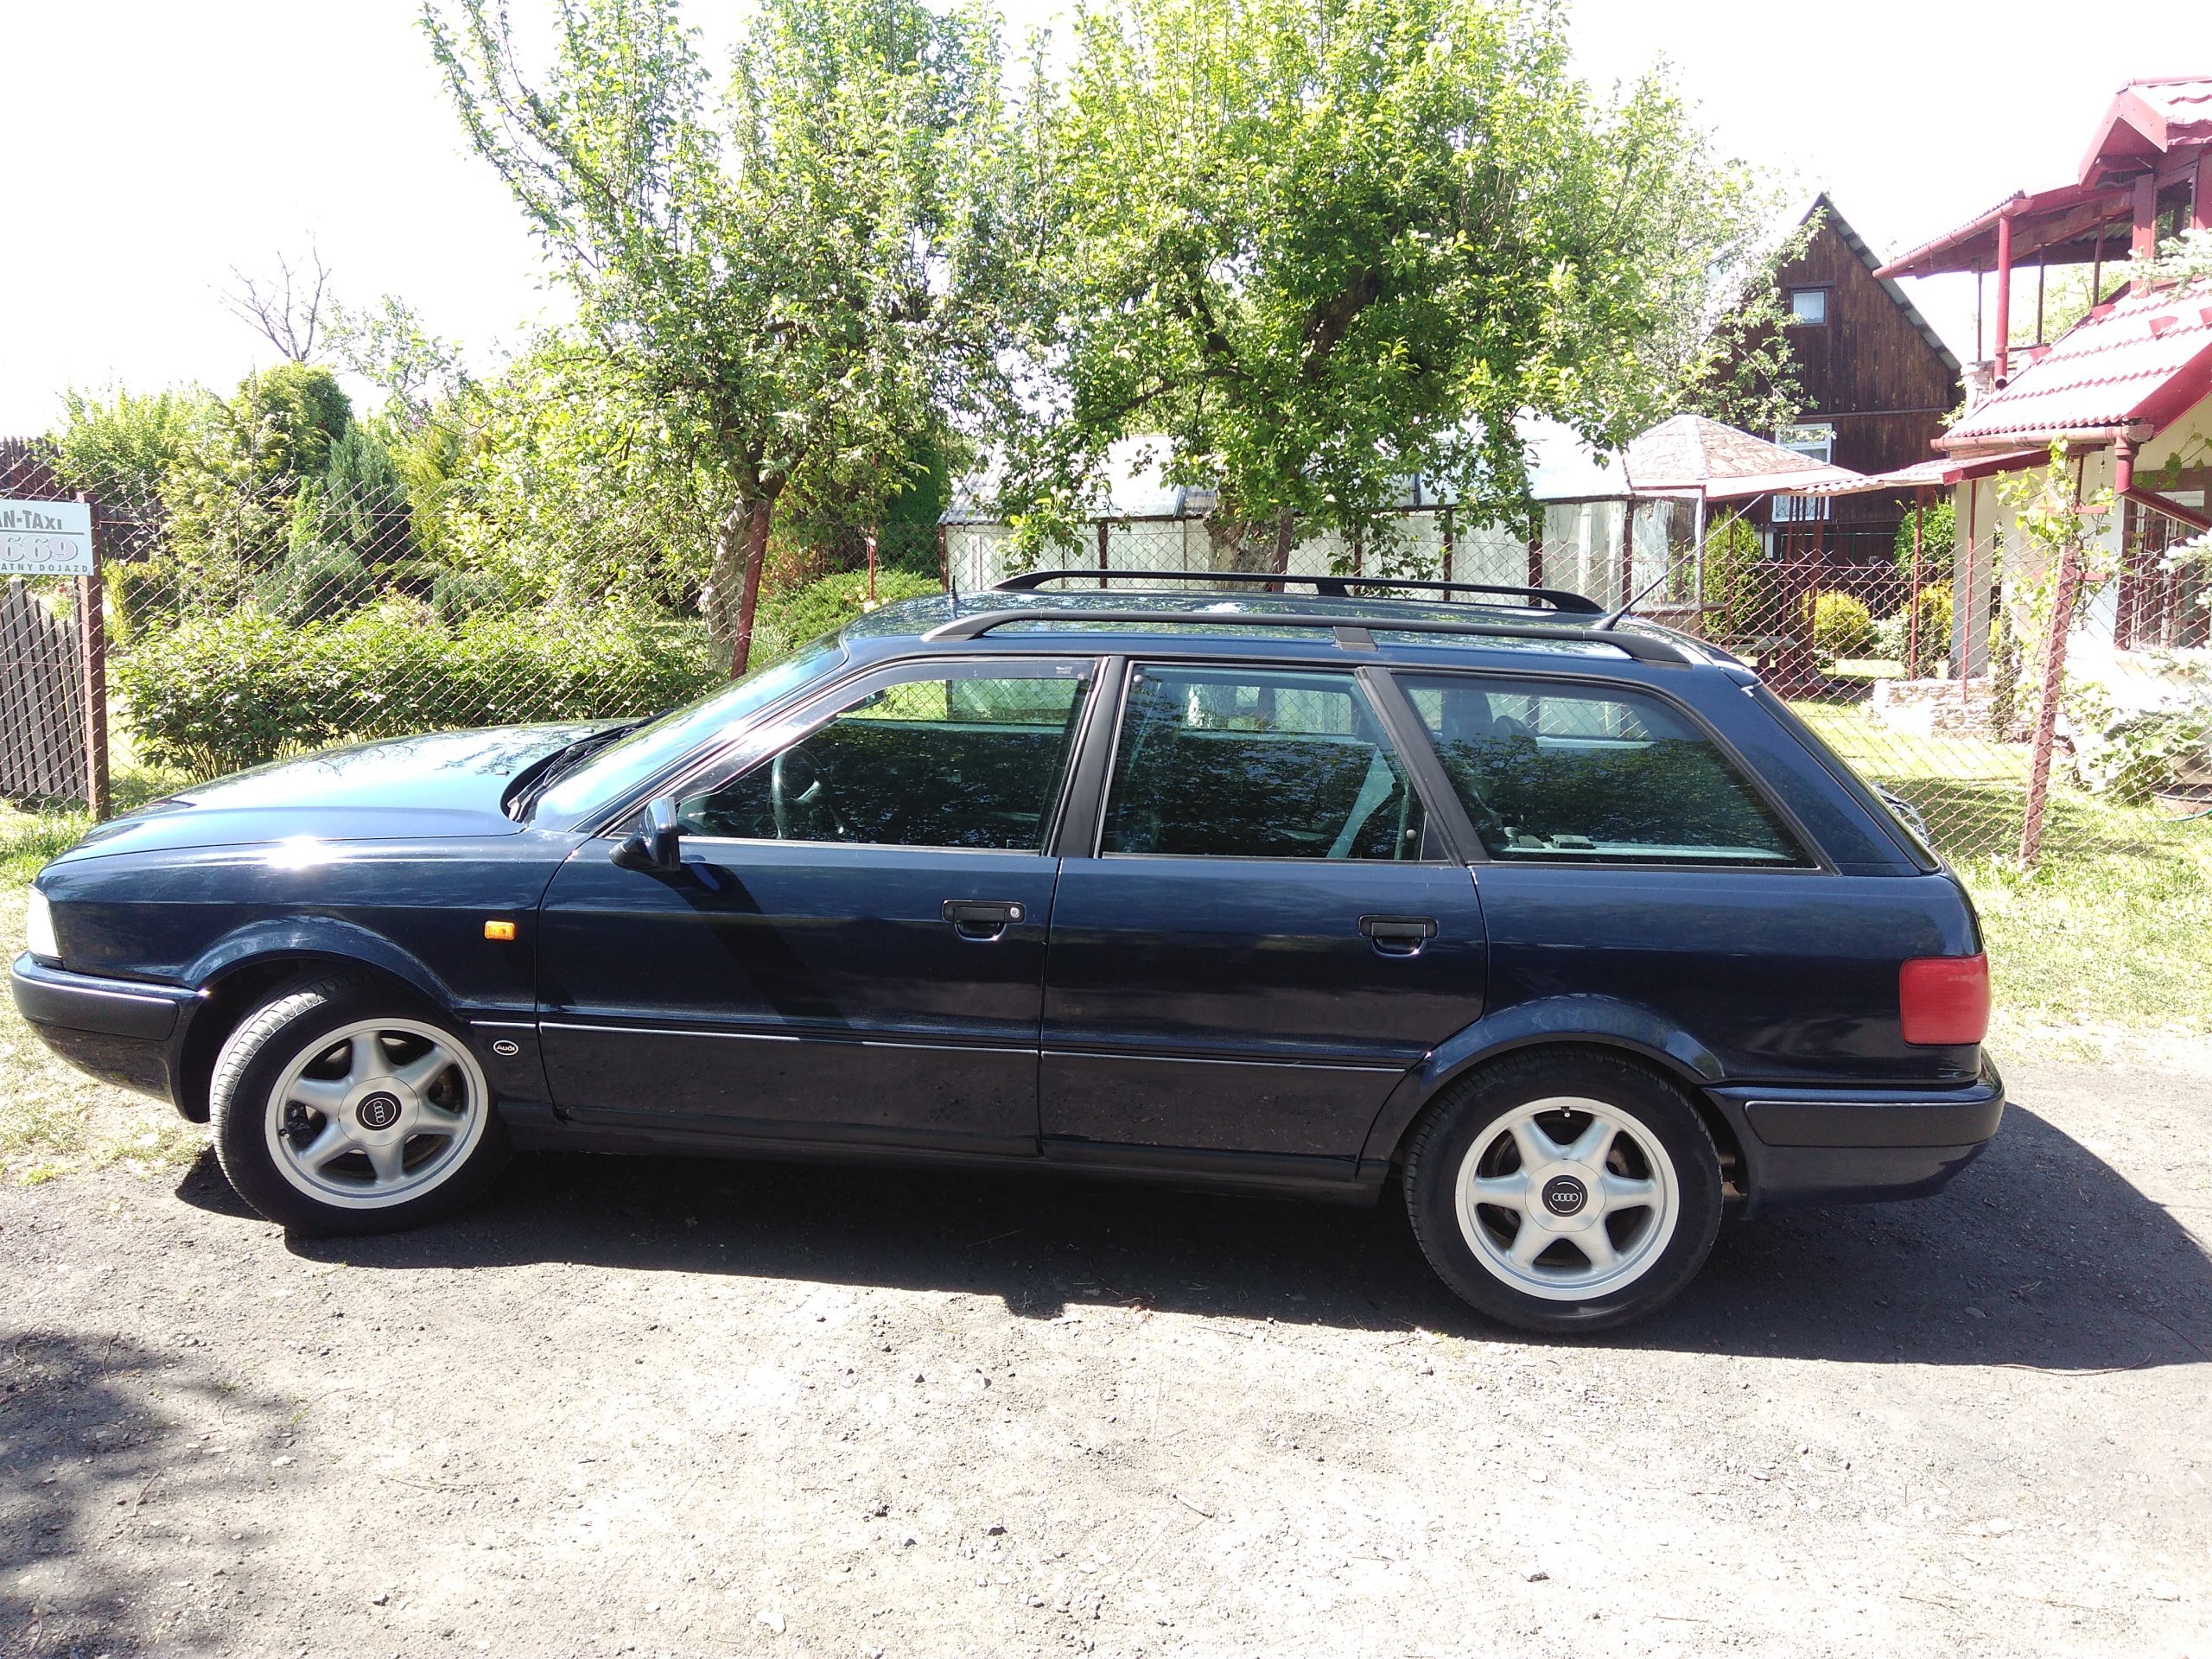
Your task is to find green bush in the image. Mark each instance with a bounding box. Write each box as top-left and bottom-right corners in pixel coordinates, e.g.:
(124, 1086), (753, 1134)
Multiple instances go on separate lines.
(1699, 514), (1764, 648)
(1912, 583), (1954, 660)
(115, 601), (719, 779)
(1808, 591), (1875, 660)
(255, 537), (378, 626)
(1867, 584), (1955, 669)
(104, 559), (188, 645)
(1892, 499), (1956, 580)
(429, 565), (511, 625)
(752, 568), (942, 665)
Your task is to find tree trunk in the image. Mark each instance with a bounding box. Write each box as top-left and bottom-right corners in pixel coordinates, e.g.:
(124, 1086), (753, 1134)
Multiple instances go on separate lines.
(730, 493), (776, 679)
(707, 501), (748, 664)
(1268, 507), (1295, 592)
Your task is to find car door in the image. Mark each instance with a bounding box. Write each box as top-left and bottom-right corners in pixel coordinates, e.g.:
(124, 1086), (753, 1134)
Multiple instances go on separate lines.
(1039, 658), (1487, 1167)
(537, 657), (1098, 1156)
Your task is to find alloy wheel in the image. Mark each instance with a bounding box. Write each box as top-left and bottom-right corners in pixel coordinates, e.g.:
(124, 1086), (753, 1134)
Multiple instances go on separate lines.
(262, 1018), (489, 1210)
(1452, 1095), (1681, 1301)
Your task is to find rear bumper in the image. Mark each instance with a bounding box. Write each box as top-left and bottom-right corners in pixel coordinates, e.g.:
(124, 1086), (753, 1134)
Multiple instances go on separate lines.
(1711, 1059), (2005, 1211)
(10, 953), (197, 1101)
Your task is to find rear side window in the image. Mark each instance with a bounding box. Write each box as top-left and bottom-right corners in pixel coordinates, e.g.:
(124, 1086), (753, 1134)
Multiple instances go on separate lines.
(1397, 674), (1808, 866)
(1101, 664), (1427, 861)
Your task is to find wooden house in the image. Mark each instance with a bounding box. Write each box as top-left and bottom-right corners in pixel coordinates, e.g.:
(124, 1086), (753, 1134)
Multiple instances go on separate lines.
(1747, 194), (1963, 559)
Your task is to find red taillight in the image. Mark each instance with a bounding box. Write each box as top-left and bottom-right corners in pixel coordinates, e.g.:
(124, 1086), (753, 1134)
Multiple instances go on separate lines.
(1899, 954), (1990, 1046)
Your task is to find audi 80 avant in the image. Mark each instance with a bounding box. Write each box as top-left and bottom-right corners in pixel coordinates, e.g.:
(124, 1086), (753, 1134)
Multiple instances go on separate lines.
(11, 573), (1999, 1330)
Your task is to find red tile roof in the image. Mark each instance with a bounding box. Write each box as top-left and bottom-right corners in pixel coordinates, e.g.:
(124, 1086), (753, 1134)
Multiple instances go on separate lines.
(1939, 278), (2212, 450)
(2081, 76), (2212, 183)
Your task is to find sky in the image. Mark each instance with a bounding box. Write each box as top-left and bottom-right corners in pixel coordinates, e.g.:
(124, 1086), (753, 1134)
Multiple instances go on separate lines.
(0, 0), (2193, 435)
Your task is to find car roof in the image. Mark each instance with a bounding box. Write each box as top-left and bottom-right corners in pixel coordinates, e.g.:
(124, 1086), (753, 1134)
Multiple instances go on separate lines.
(838, 582), (1738, 675)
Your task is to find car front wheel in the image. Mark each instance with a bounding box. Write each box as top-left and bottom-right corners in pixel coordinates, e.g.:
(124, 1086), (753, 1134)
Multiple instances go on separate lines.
(209, 971), (510, 1235)
(1403, 1050), (1722, 1332)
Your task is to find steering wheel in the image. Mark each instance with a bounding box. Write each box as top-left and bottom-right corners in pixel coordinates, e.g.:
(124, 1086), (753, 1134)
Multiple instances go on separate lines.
(770, 745), (846, 840)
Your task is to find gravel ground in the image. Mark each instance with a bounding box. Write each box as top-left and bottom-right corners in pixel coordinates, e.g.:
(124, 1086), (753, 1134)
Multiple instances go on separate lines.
(3, 1054), (2208, 1659)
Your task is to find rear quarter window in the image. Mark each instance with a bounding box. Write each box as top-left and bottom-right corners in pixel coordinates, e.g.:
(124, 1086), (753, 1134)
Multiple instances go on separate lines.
(1397, 673), (1810, 867)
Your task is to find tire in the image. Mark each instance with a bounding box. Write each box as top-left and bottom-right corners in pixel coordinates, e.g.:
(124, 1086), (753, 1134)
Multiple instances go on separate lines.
(1402, 1049), (1722, 1333)
(209, 970), (511, 1236)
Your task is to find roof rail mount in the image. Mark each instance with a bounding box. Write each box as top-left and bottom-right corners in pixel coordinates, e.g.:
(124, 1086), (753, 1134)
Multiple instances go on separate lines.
(994, 568), (1605, 614)
(921, 606), (1694, 664)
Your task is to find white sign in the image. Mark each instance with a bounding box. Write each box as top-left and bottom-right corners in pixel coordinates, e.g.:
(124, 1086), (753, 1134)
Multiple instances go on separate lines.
(0, 499), (95, 576)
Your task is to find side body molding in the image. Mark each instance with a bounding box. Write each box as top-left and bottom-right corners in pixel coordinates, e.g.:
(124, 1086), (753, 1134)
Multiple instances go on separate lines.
(1355, 993), (1727, 1173)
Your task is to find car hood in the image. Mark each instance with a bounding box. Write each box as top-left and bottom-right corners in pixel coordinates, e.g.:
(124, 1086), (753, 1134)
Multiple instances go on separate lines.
(57, 724), (608, 862)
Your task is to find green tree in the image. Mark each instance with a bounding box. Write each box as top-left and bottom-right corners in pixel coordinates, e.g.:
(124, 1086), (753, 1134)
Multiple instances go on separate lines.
(437, 335), (721, 617)
(328, 295), (471, 429)
(229, 362), (354, 487)
(48, 386), (213, 521)
(1003, 0), (1789, 567)
(424, 0), (1014, 671)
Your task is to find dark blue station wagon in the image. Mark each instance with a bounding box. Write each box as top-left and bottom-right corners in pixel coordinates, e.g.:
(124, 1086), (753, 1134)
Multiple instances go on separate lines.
(12, 574), (2001, 1330)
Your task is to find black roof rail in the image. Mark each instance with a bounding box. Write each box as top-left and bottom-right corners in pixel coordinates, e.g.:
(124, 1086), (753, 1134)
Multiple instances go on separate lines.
(919, 606), (1694, 664)
(993, 567), (1605, 614)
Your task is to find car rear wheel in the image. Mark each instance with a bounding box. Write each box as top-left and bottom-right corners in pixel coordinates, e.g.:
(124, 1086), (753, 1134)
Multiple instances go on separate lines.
(210, 972), (510, 1236)
(1403, 1050), (1721, 1332)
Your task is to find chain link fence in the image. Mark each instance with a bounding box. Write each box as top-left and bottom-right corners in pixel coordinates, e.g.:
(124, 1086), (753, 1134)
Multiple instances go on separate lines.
(3, 427), (2207, 869)
(951, 505), (2212, 864)
(0, 433), (945, 812)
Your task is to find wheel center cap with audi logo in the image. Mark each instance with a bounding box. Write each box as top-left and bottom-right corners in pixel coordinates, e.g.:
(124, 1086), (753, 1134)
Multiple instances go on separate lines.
(355, 1090), (404, 1132)
(1541, 1174), (1588, 1218)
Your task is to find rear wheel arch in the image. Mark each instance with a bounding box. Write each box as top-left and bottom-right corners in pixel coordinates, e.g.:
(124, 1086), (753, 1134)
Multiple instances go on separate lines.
(1387, 1037), (1748, 1200)
(1399, 1044), (1728, 1330)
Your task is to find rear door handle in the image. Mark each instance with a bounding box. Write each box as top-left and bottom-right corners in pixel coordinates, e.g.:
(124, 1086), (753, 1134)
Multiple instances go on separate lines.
(1360, 915), (1438, 956)
(943, 899), (1027, 941)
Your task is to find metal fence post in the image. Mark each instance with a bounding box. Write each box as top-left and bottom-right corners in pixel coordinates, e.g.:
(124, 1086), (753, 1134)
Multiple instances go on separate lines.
(75, 492), (109, 821)
(2018, 538), (2082, 868)
(1906, 490), (1925, 681)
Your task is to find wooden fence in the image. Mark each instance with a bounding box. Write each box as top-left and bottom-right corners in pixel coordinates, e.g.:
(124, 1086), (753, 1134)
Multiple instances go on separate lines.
(0, 579), (89, 804)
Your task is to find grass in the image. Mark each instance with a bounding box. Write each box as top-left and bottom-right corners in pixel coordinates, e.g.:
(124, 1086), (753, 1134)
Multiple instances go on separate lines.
(0, 872), (205, 1184)
(1791, 697), (2212, 1063)
(0, 749), (204, 1183)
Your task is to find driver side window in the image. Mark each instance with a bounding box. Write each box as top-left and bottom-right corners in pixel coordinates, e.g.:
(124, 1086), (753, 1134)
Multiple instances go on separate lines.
(675, 664), (1092, 852)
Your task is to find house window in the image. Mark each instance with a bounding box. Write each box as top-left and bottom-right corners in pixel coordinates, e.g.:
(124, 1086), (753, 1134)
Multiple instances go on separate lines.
(1771, 423), (1834, 524)
(1789, 288), (1828, 325)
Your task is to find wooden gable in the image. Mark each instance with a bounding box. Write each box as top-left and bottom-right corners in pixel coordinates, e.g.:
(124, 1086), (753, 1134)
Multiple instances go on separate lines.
(1774, 198), (1963, 516)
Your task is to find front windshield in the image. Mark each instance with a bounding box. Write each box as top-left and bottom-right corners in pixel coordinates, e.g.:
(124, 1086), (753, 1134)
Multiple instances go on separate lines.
(532, 639), (848, 828)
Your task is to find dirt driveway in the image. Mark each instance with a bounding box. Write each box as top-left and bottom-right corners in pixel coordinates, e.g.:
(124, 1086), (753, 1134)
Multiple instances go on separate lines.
(3, 1055), (2209, 1658)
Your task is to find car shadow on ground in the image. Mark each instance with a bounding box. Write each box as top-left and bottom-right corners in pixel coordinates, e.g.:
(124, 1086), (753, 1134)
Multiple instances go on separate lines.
(173, 1100), (2211, 1371)
(0, 1329), (296, 1656)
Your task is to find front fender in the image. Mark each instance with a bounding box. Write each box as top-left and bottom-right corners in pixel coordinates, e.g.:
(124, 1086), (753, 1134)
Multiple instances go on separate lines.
(183, 918), (456, 1010)
(1356, 994), (1726, 1171)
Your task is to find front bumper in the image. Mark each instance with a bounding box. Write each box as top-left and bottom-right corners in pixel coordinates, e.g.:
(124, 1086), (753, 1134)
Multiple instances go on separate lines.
(10, 952), (198, 1101)
(1710, 1058), (2005, 1212)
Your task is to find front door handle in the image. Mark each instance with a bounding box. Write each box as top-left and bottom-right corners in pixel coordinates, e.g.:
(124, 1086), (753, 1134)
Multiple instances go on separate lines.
(943, 899), (1027, 941)
(1360, 915), (1438, 956)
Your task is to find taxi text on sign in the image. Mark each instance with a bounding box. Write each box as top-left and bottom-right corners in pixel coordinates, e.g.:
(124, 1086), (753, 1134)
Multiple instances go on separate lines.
(0, 500), (95, 577)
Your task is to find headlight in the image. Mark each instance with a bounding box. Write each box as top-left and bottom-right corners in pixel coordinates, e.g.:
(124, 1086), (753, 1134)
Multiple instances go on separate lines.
(24, 887), (60, 963)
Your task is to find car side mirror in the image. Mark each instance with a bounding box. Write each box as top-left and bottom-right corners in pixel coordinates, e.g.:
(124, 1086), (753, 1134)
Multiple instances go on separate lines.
(612, 796), (683, 873)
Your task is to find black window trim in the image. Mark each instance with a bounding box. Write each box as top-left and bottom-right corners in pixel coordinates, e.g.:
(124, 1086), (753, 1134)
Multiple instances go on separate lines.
(1075, 654), (1460, 866)
(602, 652), (1106, 855)
(1382, 665), (1835, 874)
